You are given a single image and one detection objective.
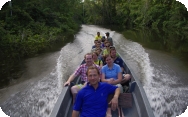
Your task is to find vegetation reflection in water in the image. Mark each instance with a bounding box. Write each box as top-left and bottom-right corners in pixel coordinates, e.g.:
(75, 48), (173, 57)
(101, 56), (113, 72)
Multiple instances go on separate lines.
(120, 28), (188, 60)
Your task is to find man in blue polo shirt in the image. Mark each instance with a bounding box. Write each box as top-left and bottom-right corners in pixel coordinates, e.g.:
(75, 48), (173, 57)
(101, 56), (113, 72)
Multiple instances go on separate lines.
(72, 66), (120, 117)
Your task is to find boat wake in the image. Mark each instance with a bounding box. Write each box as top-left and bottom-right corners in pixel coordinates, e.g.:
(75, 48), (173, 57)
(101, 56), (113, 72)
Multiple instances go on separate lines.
(0, 69), (61, 117)
(112, 32), (188, 117)
(143, 53), (188, 117)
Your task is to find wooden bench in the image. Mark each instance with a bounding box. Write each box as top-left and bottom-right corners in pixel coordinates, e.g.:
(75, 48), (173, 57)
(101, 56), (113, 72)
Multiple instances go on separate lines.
(108, 93), (132, 117)
(108, 93), (132, 108)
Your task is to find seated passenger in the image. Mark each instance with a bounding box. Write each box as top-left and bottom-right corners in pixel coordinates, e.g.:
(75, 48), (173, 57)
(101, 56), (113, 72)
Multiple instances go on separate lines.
(95, 48), (103, 61)
(101, 55), (124, 117)
(63, 53), (101, 104)
(91, 41), (103, 52)
(92, 40), (98, 49)
(110, 47), (131, 85)
(102, 42), (111, 58)
(72, 66), (120, 117)
(92, 51), (103, 68)
(101, 55), (123, 92)
(102, 44), (118, 65)
(95, 32), (102, 41)
(105, 32), (113, 46)
(101, 36), (106, 48)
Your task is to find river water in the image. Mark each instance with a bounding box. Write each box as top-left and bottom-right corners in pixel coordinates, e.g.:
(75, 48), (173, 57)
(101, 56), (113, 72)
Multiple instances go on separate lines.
(0, 25), (188, 117)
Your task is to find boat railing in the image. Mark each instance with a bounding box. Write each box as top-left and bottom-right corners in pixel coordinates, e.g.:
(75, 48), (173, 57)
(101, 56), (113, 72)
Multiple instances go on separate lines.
(118, 53), (155, 117)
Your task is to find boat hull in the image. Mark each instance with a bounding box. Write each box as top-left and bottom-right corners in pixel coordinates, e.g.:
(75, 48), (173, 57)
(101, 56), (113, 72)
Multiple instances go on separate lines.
(50, 55), (155, 117)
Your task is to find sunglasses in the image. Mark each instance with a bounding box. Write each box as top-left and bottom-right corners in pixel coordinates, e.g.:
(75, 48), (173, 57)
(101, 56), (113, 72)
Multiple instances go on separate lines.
(106, 46), (110, 47)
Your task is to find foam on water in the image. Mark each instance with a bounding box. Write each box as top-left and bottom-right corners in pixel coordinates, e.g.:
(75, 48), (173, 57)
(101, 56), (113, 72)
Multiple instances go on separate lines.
(112, 32), (188, 117)
(144, 63), (188, 117)
(113, 33), (154, 85)
(1, 70), (60, 117)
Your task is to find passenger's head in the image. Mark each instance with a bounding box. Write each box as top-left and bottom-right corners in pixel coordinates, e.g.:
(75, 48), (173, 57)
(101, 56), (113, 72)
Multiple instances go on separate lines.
(110, 46), (116, 58)
(104, 55), (113, 65)
(105, 42), (110, 49)
(110, 46), (115, 50)
(96, 41), (101, 47)
(94, 40), (98, 45)
(86, 66), (100, 85)
(95, 48), (102, 55)
(101, 36), (106, 42)
(97, 32), (100, 36)
(92, 51), (98, 61)
(105, 32), (110, 37)
(84, 53), (93, 66)
(86, 66), (100, 76)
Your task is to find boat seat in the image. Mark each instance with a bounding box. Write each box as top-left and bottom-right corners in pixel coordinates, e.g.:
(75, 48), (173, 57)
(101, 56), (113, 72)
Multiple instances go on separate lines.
(108, 93), (132, 108)
(108, 93), (132, 117)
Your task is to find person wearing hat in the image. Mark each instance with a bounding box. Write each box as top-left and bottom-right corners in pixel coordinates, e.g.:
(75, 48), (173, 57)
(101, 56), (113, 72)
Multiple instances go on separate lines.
(105, 32), (113, 46)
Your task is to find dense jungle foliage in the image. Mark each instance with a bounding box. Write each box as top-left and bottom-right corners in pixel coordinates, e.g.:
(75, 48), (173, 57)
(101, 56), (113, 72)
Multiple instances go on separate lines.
(0, 0), (84, 87)
(82, 0), (188, 58)
(0, 0), (188, 88)
(82, 0), (188, 29)
(81, 0), (188, 58)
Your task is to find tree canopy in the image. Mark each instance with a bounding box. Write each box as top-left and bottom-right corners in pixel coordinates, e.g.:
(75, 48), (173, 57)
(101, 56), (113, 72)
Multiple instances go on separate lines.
(81, 0), (188, 30)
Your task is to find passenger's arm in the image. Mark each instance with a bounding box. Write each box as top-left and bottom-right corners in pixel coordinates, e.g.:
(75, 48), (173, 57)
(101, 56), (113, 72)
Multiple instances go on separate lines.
(64, 74), (76, 86)
(99, 61), (103, 68)
(72, 110), (79, 117)
(101, 73), (109, 83)
(109, 88), (120, 111)
(111, 72), (122, 85)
